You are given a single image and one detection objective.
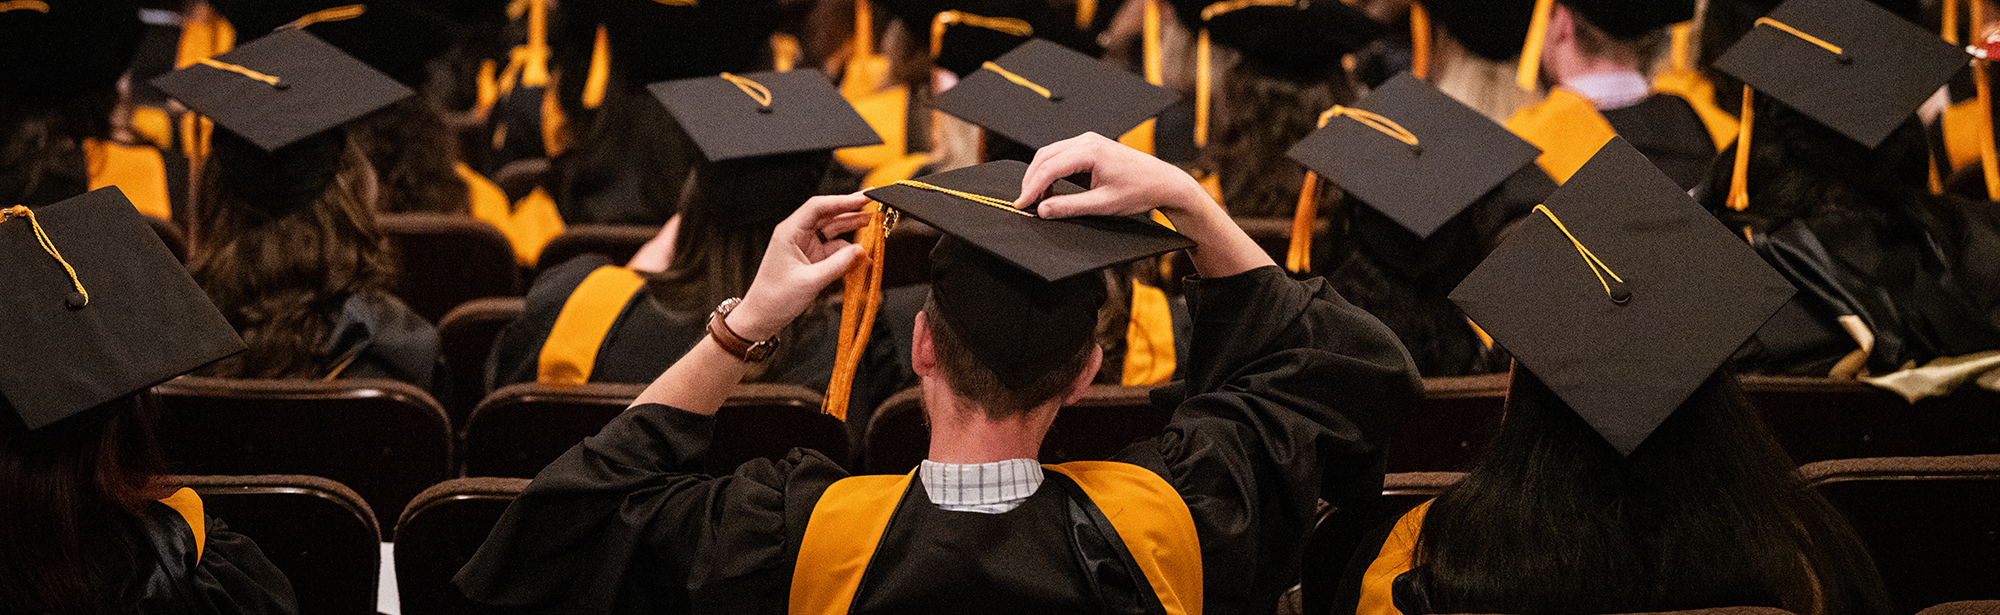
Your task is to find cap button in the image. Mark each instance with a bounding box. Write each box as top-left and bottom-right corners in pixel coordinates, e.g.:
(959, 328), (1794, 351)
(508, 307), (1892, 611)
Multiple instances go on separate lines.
(1834, 53), (1854, 65)
(1048, 94), (1064, 103)
(757, 105), (773, 114)
(1610, 287), (1632, 304)
(272, 81), (291, 91)
(65, 292), (88, 310)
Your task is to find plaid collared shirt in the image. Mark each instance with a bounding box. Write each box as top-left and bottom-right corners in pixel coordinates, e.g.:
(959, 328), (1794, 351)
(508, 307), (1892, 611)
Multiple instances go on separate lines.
(918, 458), (1045, 514)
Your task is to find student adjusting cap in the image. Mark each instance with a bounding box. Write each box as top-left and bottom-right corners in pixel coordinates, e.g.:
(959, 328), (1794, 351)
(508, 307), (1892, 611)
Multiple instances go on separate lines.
(864, 160), (1193, 388)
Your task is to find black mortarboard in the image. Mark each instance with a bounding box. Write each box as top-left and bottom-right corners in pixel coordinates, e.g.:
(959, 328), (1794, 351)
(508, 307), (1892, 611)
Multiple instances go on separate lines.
(592, 0), (779, 85)
(0, 188), (244, 430)
(648, 68), (883, 162)
(0, 0), (144, 108)
(294, 3), (455, 89)
(864, 160), (1193, 387)
(879, 0), (1097, 76)
(1289, 72), (1546, 240)
(1449, 138), (1794, 455)
(933, 39), (1179, 149)
(1561, 0), (1694, 40)
(150, 28), (414, 153)
(1713, 0), (1965, 148)
(1419, 0), (1537, 61)
(1170, 0), (1386, 78)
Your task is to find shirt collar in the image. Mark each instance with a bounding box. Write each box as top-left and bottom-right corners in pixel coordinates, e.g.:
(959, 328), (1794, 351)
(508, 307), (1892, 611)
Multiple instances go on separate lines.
(918, 458), (1044, 514)
(1560, 71), (1652, 110)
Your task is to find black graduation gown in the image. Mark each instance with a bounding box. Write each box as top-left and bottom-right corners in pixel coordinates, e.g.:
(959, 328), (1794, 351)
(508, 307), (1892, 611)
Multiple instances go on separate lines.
(323, 291), (442, 393)
(489, 255), (924, 431)
(454, 265), (1421, 615)
(126, 501), (300, 615)
(1600, 93), (1715, 191)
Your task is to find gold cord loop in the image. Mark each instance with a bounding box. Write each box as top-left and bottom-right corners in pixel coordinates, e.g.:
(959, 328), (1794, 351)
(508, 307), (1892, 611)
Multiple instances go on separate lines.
(979, 61), (1056, 99)
(0, 1), (50, 13)
(279, 4), (365, 30)
(1533, 205), (1628, 302)
(931, 10), (1035, 57)
(1200, 0), (1293, 20)
(1754, 17), (1847, 58)
(4, 206), (90, 307)
(719, 72), (774, 108)
(892, 180), (1038, 217)
(197, 58), (287, 89)
(1320, 106), (1420, 146)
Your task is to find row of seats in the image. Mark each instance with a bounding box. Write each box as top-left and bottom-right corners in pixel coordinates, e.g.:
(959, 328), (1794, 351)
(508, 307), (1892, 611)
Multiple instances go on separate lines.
(151, 373), (2000, 538)
(174, 454), (2000, 615)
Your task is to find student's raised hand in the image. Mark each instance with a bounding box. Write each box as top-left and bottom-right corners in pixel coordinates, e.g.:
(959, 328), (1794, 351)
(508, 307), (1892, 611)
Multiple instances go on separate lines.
(1018, 133), (1273, 277)
(1015, 132), (1213, 220)
(729, 192), (871, 342)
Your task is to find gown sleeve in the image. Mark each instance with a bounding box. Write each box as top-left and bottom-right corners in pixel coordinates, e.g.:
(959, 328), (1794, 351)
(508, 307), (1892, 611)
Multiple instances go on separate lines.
(183, 517), (303, 615)
(454, 401), (853, 615)
(1116, 265), (1421, 615)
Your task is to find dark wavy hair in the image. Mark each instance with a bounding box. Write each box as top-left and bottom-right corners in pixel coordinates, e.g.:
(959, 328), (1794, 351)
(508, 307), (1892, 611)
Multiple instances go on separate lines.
(0, 396), (172, 615)
(1195, 60), (1353, 218)
(1405, 366), (1891, 615)
(190, 132), (396, 379)
(350, 97), (472, 215)
(0, 99), (109, 208)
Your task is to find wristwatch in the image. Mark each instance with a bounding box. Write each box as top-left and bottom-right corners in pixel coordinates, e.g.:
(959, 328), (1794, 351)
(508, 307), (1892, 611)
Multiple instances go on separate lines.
(707, 297), (777, 362)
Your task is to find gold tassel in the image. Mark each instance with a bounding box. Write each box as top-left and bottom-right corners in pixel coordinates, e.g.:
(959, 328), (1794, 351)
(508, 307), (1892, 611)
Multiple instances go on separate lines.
(1727, 85), (1753, 211)
(1410, 4), (1430, 79)
(1516, 0), (1555, 91)
(822, 204), (894, 420)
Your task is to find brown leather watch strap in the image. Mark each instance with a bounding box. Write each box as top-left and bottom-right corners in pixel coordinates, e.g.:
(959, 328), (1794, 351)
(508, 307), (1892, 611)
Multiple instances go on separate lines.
(707, 298), (777, 362)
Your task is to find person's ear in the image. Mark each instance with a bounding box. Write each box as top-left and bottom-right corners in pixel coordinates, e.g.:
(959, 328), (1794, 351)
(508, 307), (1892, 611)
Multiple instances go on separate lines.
(912, 310), (938, 379)
(1061, 345), (1105, 406)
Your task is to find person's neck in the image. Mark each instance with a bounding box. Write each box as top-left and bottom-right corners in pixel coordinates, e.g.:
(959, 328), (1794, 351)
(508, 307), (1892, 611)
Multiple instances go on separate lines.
(922, 384), (1056, 464)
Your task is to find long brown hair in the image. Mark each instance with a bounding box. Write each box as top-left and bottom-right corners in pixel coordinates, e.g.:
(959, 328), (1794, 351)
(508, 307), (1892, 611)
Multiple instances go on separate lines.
(350, 97), (471, 215)
(190, 132), (396, 379)
(1195, 60), (1354, 218)
(1408, 368), (1890, 615)
(0, 396), (172, 615)
(0, 102), (101, 208)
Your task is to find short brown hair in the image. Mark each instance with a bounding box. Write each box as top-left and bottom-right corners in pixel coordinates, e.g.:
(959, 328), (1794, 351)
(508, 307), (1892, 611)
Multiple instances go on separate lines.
(923, 293), (1094, 420)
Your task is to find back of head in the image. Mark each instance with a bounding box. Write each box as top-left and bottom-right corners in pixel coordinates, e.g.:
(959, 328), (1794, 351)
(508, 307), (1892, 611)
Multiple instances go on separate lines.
(0, 396), (172, 615)
(1698, 97), (1933, 236)
(1410, 366), (1889, 615)
(923, 238), (1105, 418)
(192, 129), (395, 379)
(0, 0), (144, 207)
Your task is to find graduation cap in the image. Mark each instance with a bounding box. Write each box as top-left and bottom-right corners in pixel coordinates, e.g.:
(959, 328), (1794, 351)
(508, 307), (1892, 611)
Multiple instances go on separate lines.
(1418, 0), (1538, 62)
(1714, 0), (1965, 148)
(0, 188), (244, 431)
(151, 27), (414, 153)
(1186, 0), (1386, 78)
(1288, 72), (1546, 241)
(1448, 138), (1794, 455)
(0, 0), (144, 108)
(593, 0), (780, 85)
(1559, 0), (1694, 40)
(648, 69), (882, 162)
(880, 0), (1096, 76)
(649, 69), (884, 225)
(863, 160), (1193, 388)
(933, 38), (1179, 149)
